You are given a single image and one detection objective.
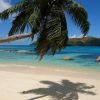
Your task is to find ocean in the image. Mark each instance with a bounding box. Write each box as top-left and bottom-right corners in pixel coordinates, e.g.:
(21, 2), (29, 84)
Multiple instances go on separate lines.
(0, 45), (100, 71)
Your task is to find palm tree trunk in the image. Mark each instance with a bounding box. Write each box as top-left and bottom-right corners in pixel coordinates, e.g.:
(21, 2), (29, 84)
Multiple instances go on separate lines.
(0, 33), (32, 43)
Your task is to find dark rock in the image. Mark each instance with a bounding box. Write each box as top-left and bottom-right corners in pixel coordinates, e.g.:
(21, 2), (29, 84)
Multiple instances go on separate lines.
(16, 50), (32, 54)
(96, 56), (100, 62)
(63, 57), (74, 60)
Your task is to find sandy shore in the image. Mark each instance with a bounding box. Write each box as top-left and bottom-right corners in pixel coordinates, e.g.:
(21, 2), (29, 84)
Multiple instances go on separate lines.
(0, 63), (100, 100)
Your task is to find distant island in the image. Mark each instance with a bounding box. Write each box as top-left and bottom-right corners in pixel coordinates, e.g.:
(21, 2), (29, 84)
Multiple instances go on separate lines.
(68, 37), (100, 46)
(31, 37), (100, 46)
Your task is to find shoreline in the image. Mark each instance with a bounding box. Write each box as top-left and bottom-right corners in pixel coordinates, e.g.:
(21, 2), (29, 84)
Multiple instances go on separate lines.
(0, 63), (100, 100)
(0, 62), (100, 77)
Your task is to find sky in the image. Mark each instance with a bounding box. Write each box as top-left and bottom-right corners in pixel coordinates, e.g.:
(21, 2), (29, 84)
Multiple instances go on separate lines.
(0, 0), (100, 45)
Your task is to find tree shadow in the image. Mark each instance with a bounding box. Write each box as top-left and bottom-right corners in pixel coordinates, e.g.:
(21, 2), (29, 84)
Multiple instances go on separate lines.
(21, 80), (96, 100)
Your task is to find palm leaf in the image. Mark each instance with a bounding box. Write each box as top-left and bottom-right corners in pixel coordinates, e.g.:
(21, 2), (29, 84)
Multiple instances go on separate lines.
(29, 7), (41, 34)
(7, 1), (40, 36)
(36, 11), (68, 59)
(0, 2), (24, 20)
(64, 0), (89, 36)
(8, 11), (29, 36)
(0, 0), (36, 20)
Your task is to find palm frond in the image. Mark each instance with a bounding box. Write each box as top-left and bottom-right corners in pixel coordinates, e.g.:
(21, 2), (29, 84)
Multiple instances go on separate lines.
(0, 2), (24, 20)
(0, 0), (36, 20)
(29, 7), (41, 33)
(7, 1), (40, 36)
(64, 0), (89, 36)
(9, 10), (40, 36)
(36, 12), (68, 59)
(8, 11), (28, 36)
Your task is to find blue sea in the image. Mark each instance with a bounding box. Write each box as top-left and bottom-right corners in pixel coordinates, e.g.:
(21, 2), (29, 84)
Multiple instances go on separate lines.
(0, 45), (100, 71)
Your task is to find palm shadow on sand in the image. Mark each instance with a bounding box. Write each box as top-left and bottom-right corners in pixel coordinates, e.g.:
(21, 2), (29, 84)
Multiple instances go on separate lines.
(21, 80), (96, 100)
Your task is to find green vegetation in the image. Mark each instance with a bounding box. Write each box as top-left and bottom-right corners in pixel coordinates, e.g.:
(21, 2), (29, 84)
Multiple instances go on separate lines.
(31, 37), (100, 46)
(68, 37), (100, 46)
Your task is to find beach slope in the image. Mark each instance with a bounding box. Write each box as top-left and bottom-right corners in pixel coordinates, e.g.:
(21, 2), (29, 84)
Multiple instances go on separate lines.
(0, 64), (100, 100)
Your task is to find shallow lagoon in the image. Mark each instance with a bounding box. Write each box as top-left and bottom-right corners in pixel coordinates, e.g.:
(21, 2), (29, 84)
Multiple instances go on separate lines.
(0, 45), (100, 71)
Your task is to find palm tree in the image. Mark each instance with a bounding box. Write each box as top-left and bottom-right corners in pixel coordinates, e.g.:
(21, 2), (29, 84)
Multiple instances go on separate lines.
(0, 0), (89, 58)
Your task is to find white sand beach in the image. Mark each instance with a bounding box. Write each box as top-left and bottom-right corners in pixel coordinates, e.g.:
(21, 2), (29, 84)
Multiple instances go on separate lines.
(0, 63), (100, 100)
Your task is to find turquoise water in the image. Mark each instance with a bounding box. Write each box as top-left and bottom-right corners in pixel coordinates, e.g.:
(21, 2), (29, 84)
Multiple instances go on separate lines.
(0, 45), (100, 71)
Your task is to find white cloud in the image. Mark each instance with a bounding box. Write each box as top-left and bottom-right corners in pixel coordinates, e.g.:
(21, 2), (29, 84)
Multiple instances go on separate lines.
(0, 0), (12, 22)
(70, 35), (77, 38)
(0, 0), (11, 12)
(69, 34), (83, 38)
